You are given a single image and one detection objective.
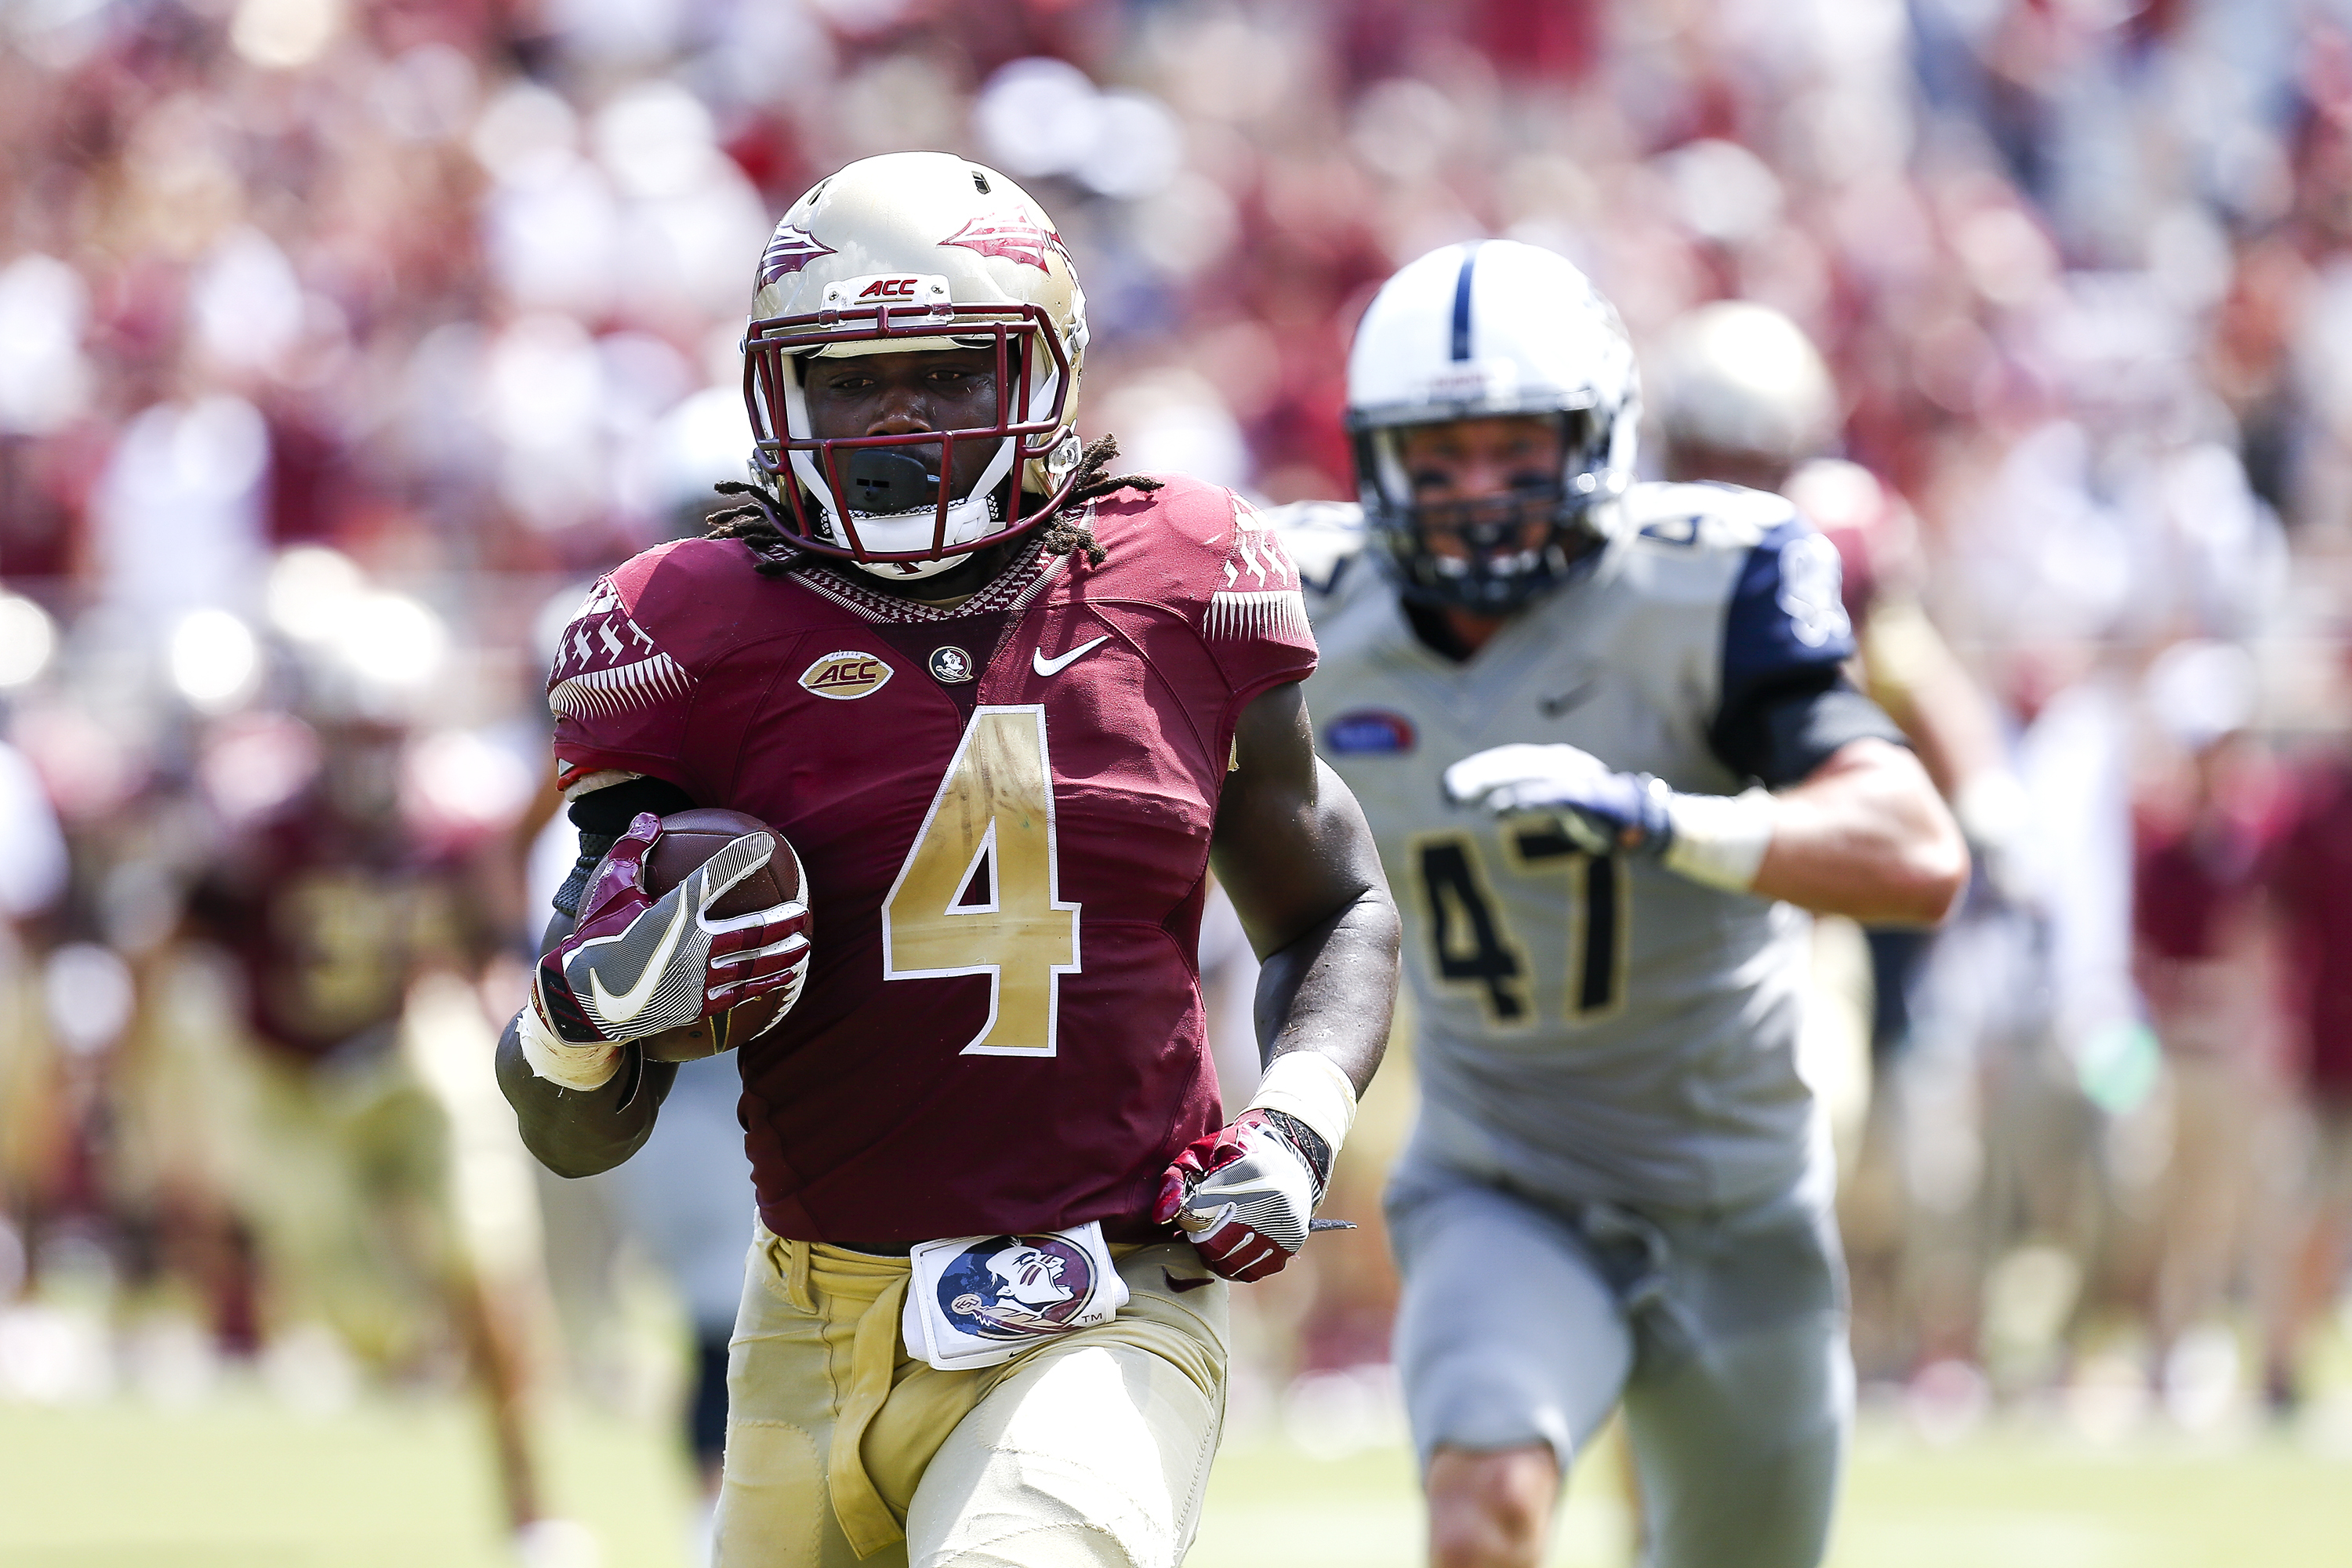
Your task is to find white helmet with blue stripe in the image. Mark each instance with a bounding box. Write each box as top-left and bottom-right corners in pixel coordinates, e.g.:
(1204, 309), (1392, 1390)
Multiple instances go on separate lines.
(1345, 240), (1640, 612)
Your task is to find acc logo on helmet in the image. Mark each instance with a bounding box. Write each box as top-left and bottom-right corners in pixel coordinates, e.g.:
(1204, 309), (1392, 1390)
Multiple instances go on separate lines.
(823, 274), (952, 309)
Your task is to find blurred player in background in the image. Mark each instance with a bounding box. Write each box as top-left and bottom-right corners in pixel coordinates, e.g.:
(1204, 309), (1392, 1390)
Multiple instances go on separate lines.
(1276, 242), (1966, 1568)
(0, 731), (67, 1311)
(1648, 300), (2031, 1382)
(608, 1053), (750, 1551)
(2129, 642), (2281, 1400)
(499, 153), (1399, 1568)
(1652, 300), (2027, 1043)
(167, 642), (573, 1563)
(2259, 715), (2352, 1413)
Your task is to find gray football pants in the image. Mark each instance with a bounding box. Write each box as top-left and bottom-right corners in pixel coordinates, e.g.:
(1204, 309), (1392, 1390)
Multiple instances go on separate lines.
(1388, 1163), (1851, 1568)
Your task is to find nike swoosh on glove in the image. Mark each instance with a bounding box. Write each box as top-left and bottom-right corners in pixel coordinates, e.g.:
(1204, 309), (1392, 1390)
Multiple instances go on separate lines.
(1152, 1109), (1332, 1282)
(1442, 742), (1675, 858)
(534, 812), (811, 1047)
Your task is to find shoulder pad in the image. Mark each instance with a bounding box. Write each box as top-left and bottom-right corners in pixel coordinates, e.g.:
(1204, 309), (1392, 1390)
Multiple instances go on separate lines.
(1085, 472), (1269, 579)
(1618, 481), (1801, 554)
(1261, 499), (1368, 595)
(546, 537), (769, 717)
(605, 535), (761, 612)
(1083, 474), (1308, 626)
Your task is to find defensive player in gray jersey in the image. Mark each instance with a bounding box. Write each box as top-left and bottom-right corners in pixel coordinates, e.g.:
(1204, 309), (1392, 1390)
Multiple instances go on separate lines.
(1272, 241), (1968, 1568)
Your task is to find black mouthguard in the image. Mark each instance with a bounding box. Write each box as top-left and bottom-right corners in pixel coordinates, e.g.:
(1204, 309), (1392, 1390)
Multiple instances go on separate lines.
(844, 449), (940, 513)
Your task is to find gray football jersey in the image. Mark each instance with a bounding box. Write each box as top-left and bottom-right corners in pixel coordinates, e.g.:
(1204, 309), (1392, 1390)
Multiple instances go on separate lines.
(1279, 483), (1857, 1212)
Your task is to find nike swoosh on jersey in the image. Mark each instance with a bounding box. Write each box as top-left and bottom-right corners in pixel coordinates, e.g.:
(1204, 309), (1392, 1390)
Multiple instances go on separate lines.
(1033, 634), (1111, 677)
(584, 889), (693, 1025)
(1162, 1269), (1215, 1294)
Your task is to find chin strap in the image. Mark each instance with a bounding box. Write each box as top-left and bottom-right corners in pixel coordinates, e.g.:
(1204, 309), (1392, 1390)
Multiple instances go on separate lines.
(837, 486), (1004, 582)
(706, 433), (1160, 577)
(788, 430), (1019, 563)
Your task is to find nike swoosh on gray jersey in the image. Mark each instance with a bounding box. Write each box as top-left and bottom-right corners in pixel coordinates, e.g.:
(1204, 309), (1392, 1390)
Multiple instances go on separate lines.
(1538, 679), (1601, 717)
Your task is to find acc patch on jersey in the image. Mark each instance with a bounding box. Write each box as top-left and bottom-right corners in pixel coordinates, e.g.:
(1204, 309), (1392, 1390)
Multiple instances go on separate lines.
(800, 651), (893, 699)
(1326, 709), (1416, 755)
(902, 1223), (1129, 1370)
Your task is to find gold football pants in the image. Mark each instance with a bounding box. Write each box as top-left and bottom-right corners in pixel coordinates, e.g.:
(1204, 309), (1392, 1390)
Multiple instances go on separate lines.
(717, 1225), (1229, 1568)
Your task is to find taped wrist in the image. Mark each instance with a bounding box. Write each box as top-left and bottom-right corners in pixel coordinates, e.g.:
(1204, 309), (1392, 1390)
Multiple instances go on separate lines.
(1246, 1051), (1358, 1160)
(1660, 786), (1775, 893)
(516, 1003), (623, 1091)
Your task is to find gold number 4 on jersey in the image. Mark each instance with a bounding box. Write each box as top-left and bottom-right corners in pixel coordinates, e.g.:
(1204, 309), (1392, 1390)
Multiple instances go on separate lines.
(883, 705), (1080, 1054)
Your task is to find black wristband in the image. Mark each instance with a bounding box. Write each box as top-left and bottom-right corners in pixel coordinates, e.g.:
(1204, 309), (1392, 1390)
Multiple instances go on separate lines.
(567, 776), (696, 835)
(554, 779), (699, 919)
(1258, 1108), (1334, 1192)
(551, 834), (618, 920)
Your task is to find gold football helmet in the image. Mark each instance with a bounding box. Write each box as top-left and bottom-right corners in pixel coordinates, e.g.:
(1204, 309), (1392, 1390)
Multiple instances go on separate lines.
(742, 151), (1089, 579)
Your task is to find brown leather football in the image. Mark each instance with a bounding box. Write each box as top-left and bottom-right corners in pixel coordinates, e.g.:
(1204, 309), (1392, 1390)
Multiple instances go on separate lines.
(630, 808), (808, 1063)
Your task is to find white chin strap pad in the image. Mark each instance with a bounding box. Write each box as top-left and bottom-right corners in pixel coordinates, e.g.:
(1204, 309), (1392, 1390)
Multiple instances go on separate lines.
(849, 548), (971, 582)
(788, 434), (1018, 573)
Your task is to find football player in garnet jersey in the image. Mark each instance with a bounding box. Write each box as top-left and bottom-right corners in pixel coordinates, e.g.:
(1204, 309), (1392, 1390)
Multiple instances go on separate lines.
(1269, 243), (1968, 1568)
(495, 152), (1399, 1568)
(175, 704), (566, 1559)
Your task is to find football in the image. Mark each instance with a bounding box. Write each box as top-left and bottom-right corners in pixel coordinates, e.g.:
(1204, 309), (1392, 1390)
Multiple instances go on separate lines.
(630, 808), (810, 1063)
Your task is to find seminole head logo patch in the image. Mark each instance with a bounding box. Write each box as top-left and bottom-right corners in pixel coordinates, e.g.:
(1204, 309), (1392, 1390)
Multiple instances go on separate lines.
(800, 651), (893, 699)
(935, 1234), (1098, 1341)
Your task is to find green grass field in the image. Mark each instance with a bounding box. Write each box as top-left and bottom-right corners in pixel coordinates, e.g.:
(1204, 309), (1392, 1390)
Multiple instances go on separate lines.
(1, 1392), (2346, 1566)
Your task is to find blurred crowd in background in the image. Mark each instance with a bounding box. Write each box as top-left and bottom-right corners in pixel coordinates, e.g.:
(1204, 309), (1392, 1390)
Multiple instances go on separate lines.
(6, 0), (2352, 1548)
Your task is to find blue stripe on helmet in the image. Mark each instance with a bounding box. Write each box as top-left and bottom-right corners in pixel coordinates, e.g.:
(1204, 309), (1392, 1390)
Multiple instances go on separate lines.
(1449, 243), (1482, 362)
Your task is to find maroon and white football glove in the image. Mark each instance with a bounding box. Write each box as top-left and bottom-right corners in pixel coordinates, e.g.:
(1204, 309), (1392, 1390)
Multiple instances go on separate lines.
(1153, 1109), (1334, 1283)
(522, 813), (809, 1089)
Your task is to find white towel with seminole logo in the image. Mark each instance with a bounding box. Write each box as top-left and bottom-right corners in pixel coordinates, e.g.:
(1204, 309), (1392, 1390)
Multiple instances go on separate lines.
(900, 1221), (1128, 1371)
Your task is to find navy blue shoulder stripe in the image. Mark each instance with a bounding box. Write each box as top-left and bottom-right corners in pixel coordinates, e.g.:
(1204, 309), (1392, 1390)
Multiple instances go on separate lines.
(1450, 243), (1481, 362)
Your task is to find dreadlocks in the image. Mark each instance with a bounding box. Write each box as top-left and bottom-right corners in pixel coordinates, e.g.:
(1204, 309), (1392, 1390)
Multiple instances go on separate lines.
(701, 434), (1160, 575)
(702, 481), (804, 577)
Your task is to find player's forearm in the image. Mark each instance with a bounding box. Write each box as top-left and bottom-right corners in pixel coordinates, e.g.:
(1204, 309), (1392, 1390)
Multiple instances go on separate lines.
(1749, 739), (1968, 925)
(1250, 884), (1399, 1097)
(495, 1012), (675, 1178)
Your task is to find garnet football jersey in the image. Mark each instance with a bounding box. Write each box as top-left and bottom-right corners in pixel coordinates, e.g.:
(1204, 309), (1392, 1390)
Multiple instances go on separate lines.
(547, 477), (1316, 1243)
(187, 793), (459, 1063)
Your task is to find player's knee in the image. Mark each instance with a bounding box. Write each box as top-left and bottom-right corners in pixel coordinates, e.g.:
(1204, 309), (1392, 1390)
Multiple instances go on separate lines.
(1428, 1501), (1544, 1568)
(1426, 1445), (1557, 1568)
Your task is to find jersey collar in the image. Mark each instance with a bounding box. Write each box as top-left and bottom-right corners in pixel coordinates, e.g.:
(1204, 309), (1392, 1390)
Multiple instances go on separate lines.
(792, 534), (1066, 625)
